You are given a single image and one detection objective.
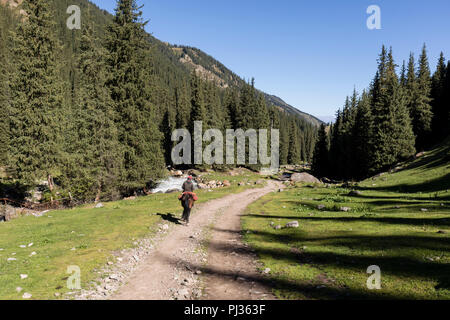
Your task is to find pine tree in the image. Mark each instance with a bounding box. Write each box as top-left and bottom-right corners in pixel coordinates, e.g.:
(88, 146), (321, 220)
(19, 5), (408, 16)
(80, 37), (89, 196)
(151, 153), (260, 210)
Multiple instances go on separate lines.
(412, 44), (433, 150)
(312, 123), (330, 177)
(160, 104), (176, 167)
(443, 62), (450, 137)
(400, 60), (407, 86)
(9, 0), (65, 188)
(279, 117), (290, 165)
(189, 72), (207, 130)
(237, 79), (258, 130)
(287, 119), (301, 164)
(224, 88), (239, 129)
(175, 82), (191, 129)
(189, 72), (207, 168)
(431, 53), (447, 141)
(352, 91), (374, 178)
(341, 92), (357, 178)
(105, 0), (165, 193)
(371, 47), (415, 173)
(405, 53), (416, 112)
(329, 108), (349, 178)
(0, 22), (10, 166)
(63, 24), (123, 201)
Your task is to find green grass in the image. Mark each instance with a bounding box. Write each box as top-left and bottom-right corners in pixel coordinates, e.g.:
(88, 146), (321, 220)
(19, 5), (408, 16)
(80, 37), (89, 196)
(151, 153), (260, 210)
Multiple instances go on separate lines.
(242, 141), (450, 300)
(0, 172), (264, 300)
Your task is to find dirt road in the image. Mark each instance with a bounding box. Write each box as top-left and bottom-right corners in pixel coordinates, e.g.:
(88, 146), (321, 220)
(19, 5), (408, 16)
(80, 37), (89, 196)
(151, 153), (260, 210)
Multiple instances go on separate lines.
(111, 181), (281, 300)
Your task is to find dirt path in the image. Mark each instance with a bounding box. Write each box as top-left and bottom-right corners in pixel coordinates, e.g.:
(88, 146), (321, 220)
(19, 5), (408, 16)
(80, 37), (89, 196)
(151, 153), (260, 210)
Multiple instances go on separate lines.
(111, 181), (281, 300)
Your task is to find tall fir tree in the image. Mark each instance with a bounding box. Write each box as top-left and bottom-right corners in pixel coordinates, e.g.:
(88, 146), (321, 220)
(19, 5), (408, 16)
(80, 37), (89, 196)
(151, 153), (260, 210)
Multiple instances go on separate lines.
(352, 91), (374, 179)
(443, 62), (450, 137)
(287, 119), (301, 164)
(189, 72), (207, 130)
(105, 0), (165, 193)
(0, 19), (10, 166)
(63, 24), (123, 201)
(279, 117), (290, 165)
(371, 47), (415, 173)
(189, 72), (207, 168)
(312, 123), (330, 177)
(411, 44), (433, 150)
(175, 82), (191, 129)
(431, 53), (448, 141)
(8, 0), (65, 188)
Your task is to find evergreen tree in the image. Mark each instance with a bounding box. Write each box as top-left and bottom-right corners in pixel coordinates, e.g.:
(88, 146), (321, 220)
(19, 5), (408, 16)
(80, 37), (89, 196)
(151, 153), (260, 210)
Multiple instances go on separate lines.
(0, 21), (10, 166)
(189, 72), (207, 130)
(8, 0), (65, 188)
(189, 72), (207, 168)
(63, 24), (123, 201)
(279, 117), (290, 165)
(443, 62), (450, 137)
(287, 119), (301, 164)
(160, 104), (176, 167)
(371, 47), (415, 173)
(224, 88), (239, 129)
(175, 82), (191, 129)
(405, 53), (416, 113)
(312, 123), (330, 177)
(329, 109), (345, 178)
(236, 79), (258, 130)
(105, 0), (165, 193)
(431, 53), (448, 141)
(412, 44), (433, 150)
(352, 91), (374, 178)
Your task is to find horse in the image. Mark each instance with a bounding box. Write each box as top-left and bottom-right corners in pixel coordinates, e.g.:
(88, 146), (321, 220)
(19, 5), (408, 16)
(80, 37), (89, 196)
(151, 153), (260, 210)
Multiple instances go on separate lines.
(180, 192), (196, 225)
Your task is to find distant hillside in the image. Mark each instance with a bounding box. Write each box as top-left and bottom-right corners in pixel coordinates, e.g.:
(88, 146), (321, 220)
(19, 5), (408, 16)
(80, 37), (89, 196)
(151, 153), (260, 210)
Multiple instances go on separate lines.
(170, 45), (322, 127)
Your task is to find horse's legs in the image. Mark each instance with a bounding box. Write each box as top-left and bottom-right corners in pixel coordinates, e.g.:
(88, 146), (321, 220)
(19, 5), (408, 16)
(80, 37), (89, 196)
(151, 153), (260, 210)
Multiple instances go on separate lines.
(184, 207), (191, 224)
(182, 206), (188, 222)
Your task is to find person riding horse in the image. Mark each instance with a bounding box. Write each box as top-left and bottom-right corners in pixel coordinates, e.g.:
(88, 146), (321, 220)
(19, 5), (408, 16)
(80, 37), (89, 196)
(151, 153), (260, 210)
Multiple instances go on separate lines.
(179, 176), (197, 225)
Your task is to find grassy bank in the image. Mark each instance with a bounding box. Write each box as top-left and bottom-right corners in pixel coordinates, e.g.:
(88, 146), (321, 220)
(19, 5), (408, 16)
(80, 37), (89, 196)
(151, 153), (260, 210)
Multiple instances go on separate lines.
(242, 142), (450, 300)
(0, 172), (263, 300)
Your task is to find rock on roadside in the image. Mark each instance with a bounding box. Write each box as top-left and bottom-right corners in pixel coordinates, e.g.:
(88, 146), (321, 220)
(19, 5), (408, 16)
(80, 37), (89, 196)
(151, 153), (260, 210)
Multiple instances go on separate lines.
(290, 173), (321, 184)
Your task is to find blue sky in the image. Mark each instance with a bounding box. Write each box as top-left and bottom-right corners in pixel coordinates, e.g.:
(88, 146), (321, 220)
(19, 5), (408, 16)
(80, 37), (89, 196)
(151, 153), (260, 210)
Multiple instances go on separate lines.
(90, 0), (450, 120)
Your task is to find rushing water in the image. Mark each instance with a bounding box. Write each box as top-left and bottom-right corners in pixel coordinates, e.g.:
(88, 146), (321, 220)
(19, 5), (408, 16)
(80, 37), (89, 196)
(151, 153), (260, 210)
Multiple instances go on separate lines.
(150, 177), (198, 194)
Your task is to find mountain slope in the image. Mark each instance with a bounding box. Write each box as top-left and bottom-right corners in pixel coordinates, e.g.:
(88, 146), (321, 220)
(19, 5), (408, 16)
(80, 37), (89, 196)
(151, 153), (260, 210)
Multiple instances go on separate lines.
(1, 0), (321, 127)
(170, 45), (322, 126)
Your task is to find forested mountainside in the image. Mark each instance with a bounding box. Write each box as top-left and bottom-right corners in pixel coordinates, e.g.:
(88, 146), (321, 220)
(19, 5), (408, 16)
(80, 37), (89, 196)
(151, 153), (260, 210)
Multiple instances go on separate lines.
(171, 45), (323, 127)
(0, 0), (318, 201)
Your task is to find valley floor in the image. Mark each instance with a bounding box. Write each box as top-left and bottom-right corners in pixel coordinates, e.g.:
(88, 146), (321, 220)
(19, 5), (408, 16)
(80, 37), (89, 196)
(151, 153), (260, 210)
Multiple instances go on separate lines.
(1, 141), (449, 300)
(242, 143), (450, 300)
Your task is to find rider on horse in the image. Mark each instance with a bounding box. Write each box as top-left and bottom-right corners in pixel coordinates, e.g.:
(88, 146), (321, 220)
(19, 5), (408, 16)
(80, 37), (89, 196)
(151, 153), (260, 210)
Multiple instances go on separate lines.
(179, 176), (198, 225)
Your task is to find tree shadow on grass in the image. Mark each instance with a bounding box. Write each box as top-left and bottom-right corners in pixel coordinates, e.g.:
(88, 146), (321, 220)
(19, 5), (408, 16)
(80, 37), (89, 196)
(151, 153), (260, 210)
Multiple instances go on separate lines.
(202, 230), (450, 299)
(159, 250), (408, 300)
(243, 214), (450, 228)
